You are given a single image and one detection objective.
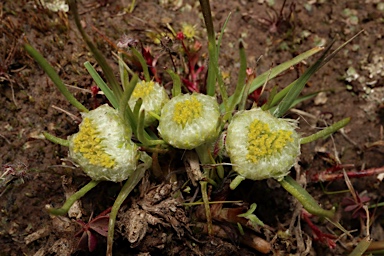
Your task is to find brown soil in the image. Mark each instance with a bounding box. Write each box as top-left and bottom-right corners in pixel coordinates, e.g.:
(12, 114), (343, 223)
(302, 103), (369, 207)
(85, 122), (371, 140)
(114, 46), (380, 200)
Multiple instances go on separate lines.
(1, 0), (384, 255)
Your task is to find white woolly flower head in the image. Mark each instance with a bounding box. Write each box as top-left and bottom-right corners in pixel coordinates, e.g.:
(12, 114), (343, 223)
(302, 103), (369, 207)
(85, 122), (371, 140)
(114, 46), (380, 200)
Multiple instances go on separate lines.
(68, 104), (139, 182)
(158, 93), (221, 150)
(128, 80), (169, 127)
(226, 108), (300, 181)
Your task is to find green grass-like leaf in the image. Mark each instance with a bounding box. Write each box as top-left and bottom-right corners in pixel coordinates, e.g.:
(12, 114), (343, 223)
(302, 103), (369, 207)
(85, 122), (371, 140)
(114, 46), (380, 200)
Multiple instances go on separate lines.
(279, 176), (334, 218)
(223, 46), (323, 112)
(43, 132), (69, 147)
(272, 42), (334, 117)
(167, 69), (181, 97)
(300, 118), (350, 144)
(223, 40), (247, 121)
(24, 44), (88, 113)
(84, 61), (118, 109)
(130, 47), (151, 82)
(119, 74), (138, 128)
(199, 0), (217, 97)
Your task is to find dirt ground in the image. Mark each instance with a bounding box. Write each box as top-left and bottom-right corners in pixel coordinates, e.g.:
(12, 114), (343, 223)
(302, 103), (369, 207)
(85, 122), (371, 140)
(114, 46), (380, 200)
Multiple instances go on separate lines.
(1, 0), (384, 255)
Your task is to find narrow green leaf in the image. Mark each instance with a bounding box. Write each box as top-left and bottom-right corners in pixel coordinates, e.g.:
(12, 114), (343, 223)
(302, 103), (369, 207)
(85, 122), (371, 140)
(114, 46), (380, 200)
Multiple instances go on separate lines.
(279, 176), (334, 218)
(223, 46), (323, 111)
(301, 118), (350, 144)
(137, 110), (165, 146)
(223, 40), (247, 122)
(130, 47), (151, 82)
(348, 237), (371, 256)
(118, 52), (130, 89)
(47, 180), (100, 215)
(24, 44), (88, 113)
(43, 132), (69, 147)
(119, 74), (138, 126)
(106, 153), (151, 255)
(267, 92), (319, 113)
(273, 42), (335, 118)
(199, 0), (217, 96)
(133, 98), (143, 123)
(217, 12), (231, 57)
(249, 46), (323, 94)
(215, 12), (231, 103)
(167, 69), (181, 97)
(84, 61), (118, 109)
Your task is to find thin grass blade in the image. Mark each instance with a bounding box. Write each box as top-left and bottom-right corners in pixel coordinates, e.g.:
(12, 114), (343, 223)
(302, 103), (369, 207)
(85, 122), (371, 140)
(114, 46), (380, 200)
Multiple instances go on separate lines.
(84, 61), (118, 109)
(199, 0), (217, 96)
(301, 118), (350, 144)
(223, 40), (247, 122)
(223, 46), (323, 111)
(167, 69), (181, 97)
(273, 41), (335, 118)
(24, 44), (88, 112)
(130, 47), (150, 82)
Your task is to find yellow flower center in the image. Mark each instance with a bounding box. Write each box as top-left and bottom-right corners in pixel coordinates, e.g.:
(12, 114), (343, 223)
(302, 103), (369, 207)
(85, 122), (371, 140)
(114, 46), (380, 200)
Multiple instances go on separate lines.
(132, 81), (154, 99)
(73, 118), (115, 168)
(246, 119), (293, 163)
(172, 96), (202, 127)
(182, 23), (196, 39)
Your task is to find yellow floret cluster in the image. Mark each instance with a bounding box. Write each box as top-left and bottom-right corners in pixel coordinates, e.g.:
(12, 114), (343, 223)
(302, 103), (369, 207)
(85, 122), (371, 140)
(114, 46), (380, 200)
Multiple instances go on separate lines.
(246, 119), (293, 163)
(182, 23), (196, 39)
(72, 118), (115, 168)
(172, 96), (202, 127)
(132, 80), (154, 99)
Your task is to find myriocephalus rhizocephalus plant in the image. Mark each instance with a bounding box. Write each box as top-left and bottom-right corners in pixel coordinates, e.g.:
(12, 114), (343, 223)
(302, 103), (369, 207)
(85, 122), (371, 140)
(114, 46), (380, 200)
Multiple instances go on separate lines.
(24, 0), (364, 254)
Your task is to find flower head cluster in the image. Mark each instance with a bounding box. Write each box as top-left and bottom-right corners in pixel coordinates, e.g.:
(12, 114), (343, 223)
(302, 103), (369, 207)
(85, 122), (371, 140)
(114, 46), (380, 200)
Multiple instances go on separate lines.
(182, 23), (197, 40)
(226, 108), (300, 181)
(128, 80), (169, 127)
(68, 104), (139, 182)
(158, 93), (220, 150)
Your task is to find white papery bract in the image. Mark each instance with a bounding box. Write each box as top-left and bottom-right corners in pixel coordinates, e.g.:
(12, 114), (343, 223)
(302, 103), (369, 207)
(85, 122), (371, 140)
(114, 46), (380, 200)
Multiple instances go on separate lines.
(158, 93), (221, 150)
(226, 108), (300, 181)
(68, 104), (139, 182)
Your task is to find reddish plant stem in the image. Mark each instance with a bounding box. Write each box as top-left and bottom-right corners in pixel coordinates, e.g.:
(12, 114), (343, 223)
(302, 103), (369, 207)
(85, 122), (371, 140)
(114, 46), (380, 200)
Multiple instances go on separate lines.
(310, 166), (384, 182)
(302, 210), (337, 249)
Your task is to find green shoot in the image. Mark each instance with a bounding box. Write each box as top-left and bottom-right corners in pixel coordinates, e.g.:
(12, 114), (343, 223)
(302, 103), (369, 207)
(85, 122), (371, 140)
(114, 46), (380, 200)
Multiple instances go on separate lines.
(106, 152), (152, 255)
(237, 203), (264, 226)
(223, 46), (323, 112)
(130, 47), (151, 82)
(119, 74), (138, 125)
(279, 176), (334, 218)
(273, 41), (335, 118)
(47, 180), (101, 215)
(167, 69), (181, 97)
(43, 132), (69, 147)
(223, 40), (247, 122)
(84, 61), (119, 109)
(301, 118), (351, 144)
(199, 0), (217, 96)
(24, 44), (88, 113)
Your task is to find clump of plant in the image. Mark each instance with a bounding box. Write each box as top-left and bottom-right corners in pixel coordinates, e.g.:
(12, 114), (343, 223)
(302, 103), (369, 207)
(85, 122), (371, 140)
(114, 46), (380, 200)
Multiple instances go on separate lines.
(24, 0), (363, 254)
